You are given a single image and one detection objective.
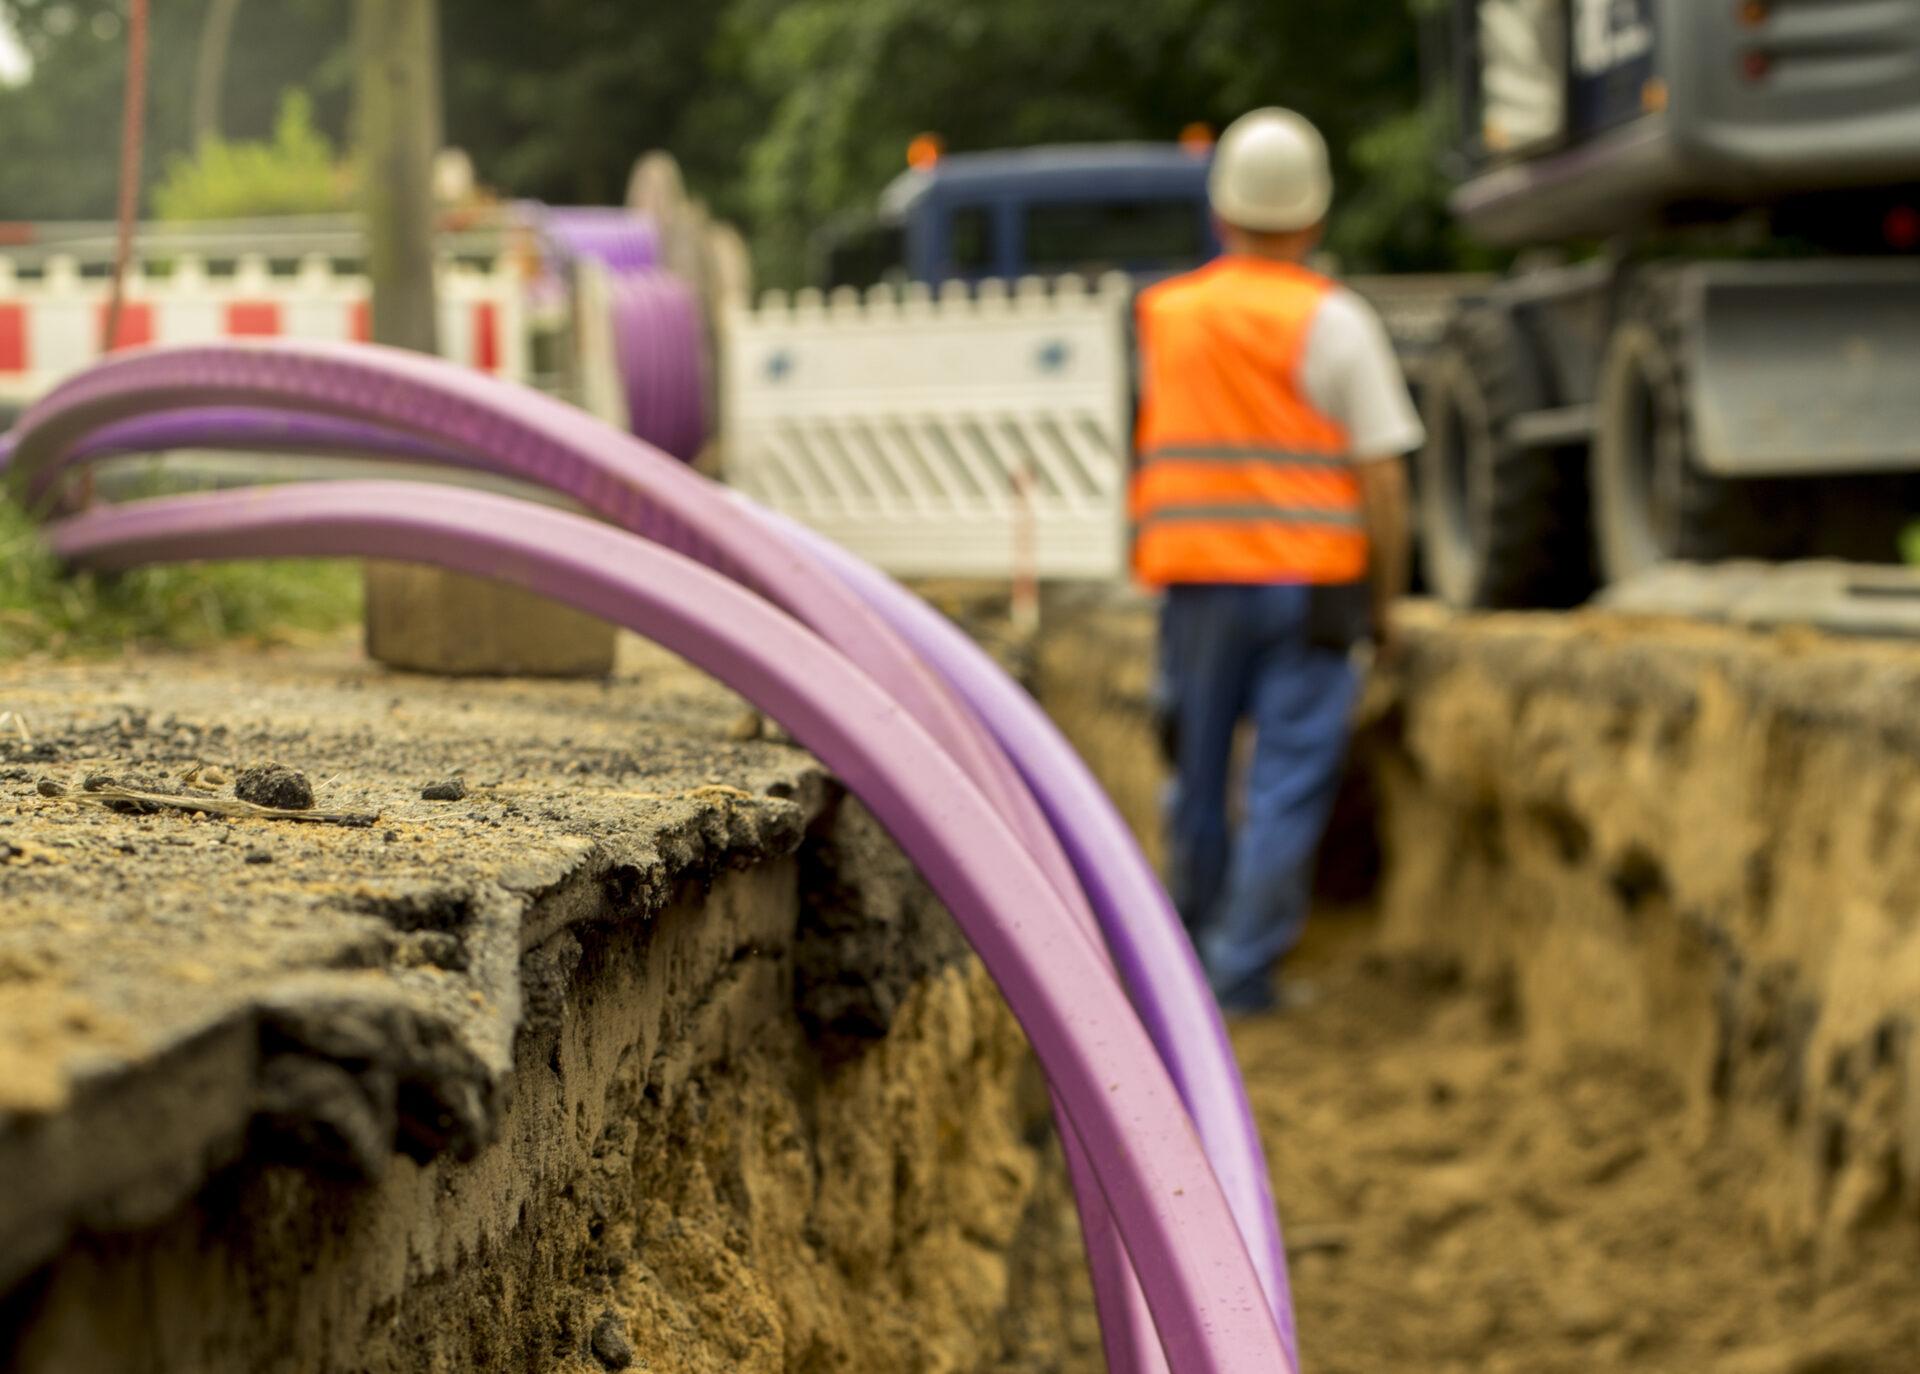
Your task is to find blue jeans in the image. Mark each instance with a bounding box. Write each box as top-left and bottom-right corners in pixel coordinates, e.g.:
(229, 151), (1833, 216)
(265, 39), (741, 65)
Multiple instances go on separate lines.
(1157, 583), (1358, 1010)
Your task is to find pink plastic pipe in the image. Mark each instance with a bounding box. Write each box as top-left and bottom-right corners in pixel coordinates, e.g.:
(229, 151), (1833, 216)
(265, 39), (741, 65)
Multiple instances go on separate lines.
(7, 348), (1171, 1373)
(8, 348), (1296, 1365)
(47, 481), (1288, 1374)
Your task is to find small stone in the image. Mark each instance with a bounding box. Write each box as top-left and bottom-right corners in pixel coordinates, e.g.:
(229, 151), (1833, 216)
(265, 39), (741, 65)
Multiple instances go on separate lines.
(34, 779), (66, 798)
(589, 1311), (633, 1370)
(244, 850), (274, 865)
(421, 777), (467, 802)
(727, 710), (763, 741)
(235, 763), (314, 811)
(383, 829), (401, 843)
(82, 772), (116, 792)
(181, 763), (230, 792)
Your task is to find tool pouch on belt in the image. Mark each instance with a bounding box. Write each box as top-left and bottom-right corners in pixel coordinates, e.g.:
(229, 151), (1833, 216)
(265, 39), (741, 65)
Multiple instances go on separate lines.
(1305, 581), (1373, 653)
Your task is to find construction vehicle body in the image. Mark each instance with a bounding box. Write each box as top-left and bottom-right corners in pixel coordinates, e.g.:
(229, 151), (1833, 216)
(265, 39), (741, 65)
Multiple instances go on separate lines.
(1419, 0), (1920, 607)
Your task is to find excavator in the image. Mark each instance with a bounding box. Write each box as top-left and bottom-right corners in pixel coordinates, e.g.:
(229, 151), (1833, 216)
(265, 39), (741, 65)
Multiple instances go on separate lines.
(1419, 0), (1920, 607)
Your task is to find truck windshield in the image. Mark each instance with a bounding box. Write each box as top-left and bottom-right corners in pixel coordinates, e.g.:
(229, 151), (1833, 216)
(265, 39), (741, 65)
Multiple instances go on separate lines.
(1023, 199), (1205, 277)
(822, 221), (906, 291)
(1477, 0), (1567, 156)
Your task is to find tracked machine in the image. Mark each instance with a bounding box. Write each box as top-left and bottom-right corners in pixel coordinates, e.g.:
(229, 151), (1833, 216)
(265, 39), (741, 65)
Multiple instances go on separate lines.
(1420, 0), (1920, 607)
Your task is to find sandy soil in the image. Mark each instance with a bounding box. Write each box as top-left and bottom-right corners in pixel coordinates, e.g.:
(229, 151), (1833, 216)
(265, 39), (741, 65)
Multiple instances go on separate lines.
(0, 633), (1096, 1373)
(11, 599), (1920, 1372)
(1229, 918), (1920, 1374)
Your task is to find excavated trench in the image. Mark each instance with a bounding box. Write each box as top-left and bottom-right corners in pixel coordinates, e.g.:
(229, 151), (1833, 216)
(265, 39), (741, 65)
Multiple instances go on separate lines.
(1037, 591), (1920, 1373)
(8, 594), (1920, 1373)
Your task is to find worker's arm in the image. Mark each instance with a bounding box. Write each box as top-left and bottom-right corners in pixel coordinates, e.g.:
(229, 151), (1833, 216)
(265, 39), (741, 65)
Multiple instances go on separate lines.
(1299, 288), (1424, 654)
(1355, 455), (1410, 655)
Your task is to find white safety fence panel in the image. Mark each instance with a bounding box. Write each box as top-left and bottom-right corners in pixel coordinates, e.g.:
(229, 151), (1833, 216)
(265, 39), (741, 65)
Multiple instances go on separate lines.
(0, 253), (529, 408)
(722, 275), (1134, 580)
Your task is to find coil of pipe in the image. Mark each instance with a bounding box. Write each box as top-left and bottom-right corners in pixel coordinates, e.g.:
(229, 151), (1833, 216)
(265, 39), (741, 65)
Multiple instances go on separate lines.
(536, 204), (663, 273)
(604, 269), (708, 463)
(22, 414), (1170, 1369)
(41, 479), (1287, 1374)
(6, 343), (1297, 1368)
(532, 204), (710, 462)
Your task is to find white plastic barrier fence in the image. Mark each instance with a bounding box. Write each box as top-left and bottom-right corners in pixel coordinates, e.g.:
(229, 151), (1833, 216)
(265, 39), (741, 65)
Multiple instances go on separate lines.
(0, 253), (528, 407)
(722, 274), (1134, 581)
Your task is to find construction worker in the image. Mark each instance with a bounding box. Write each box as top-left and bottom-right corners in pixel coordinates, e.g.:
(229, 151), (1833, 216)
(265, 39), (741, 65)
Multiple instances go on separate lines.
(1132, 107), (1421, 1015)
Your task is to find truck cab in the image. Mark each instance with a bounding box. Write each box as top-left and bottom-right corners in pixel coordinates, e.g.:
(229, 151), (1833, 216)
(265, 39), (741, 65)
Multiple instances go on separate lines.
(1452, 0), (1920, 246)
(818, 142), (1218, 289)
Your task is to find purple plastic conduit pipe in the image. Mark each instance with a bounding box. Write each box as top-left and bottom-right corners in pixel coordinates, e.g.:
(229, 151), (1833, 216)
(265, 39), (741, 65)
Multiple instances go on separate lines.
(536, 205), (662, 273)
(13, 408), (1166, 1370)
(5, 344), (1297, 1366)
(43, 480), (1288, 1374)
(68, 407), (487, 469)
(606, 270), (709, 463)
(534, 205), (710, 461)
(4, 350), (1175, 1370)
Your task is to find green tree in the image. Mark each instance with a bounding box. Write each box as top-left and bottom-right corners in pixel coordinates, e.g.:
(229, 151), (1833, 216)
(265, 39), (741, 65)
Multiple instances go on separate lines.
(438, 1), (744, 208)
(722, 0), (1435, 282)
(0, 1), (1458, 273)
(0, 0), (347, 220)
(153, 88), (352, 220)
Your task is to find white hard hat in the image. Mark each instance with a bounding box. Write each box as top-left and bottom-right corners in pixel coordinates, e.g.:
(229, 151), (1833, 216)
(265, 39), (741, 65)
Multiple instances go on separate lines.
(1208, 107), (1332, 234)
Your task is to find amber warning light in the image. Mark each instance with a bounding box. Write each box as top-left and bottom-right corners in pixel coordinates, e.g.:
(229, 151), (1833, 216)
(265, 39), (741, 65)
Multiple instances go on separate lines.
(907, 133), (944, 171)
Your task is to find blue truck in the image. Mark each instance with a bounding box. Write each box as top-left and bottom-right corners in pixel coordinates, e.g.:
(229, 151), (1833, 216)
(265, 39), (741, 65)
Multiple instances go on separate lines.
(814, 139), (1470, 391)
(817, 143), (1219, 289)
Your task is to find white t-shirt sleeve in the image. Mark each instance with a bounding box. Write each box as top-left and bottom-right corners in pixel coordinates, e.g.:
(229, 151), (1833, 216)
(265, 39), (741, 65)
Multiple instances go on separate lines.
(1298, 287), (1426, 460)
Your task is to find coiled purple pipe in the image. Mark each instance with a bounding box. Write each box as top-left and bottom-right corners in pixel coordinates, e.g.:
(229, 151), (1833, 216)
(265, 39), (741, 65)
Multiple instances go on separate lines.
(6, 343), (1297, 1366)
(45, 480), (1287, 1374)
(536, 205), (662, 272)
(606, 270), (708, 463)
(535, 205), (709, 460)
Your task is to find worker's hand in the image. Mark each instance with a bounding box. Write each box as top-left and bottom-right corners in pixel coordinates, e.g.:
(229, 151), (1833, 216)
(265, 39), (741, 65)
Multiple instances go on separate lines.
(1370, 603), (1400, 670)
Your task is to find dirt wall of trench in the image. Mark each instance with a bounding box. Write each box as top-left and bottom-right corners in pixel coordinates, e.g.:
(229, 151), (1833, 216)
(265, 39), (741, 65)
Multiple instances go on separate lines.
(7, 802), (1093, 1374)
(0, 645), (1093, 1374)
(1369, 609), (1920, 1256)
(1035, 592), (1920, 1256)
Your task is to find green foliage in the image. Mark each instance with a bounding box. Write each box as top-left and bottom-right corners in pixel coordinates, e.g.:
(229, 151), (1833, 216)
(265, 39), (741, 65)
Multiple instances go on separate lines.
(724, 0), (1429, 282)
(1331, 101), (1500, 274)
(0, 0), (1462, 272)
(153, 89), (352, 221)
(0, 0), (349, 220)
(0, 496), (360, 657)
(1903, 523), (1920, 567)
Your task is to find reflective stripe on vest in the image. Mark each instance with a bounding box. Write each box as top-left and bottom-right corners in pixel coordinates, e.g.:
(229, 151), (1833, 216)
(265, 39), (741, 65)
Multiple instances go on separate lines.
(1130, 259), (1365, 586)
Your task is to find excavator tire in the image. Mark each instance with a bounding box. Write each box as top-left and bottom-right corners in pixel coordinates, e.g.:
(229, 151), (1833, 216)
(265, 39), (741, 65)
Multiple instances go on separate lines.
(1418, 302), (1594, 609)
(1591, 272), (1809, 584)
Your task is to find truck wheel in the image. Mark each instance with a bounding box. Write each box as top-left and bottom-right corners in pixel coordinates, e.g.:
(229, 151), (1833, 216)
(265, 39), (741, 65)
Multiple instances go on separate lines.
(1418, 305), (1592, 608)
(1591, 281), (1805, 583)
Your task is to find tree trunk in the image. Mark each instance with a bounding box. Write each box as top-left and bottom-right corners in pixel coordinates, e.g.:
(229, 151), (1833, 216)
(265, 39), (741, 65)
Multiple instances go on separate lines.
(190, 0), (244, 149)
(353, 0), (440, 354)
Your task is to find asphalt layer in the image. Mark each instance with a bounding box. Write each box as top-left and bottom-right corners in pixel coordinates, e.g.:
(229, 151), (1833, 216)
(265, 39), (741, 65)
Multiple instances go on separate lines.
(0, 633), (828, 1293)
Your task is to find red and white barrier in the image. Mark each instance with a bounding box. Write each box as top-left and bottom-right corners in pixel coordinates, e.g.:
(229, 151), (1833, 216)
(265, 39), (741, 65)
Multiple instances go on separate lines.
(0, 252), (527, 406)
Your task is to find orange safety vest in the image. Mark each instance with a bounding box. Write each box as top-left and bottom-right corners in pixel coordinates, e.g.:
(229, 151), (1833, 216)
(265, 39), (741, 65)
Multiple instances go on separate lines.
(1130, 256), (1367, 587)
